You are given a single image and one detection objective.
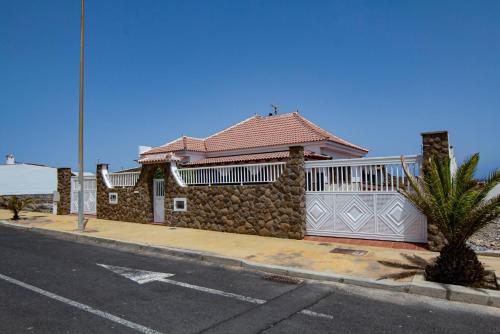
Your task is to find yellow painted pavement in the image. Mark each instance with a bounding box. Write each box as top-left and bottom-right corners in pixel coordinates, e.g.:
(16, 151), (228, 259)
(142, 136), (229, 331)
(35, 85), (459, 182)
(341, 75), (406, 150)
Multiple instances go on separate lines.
(1, 209), (499, 281)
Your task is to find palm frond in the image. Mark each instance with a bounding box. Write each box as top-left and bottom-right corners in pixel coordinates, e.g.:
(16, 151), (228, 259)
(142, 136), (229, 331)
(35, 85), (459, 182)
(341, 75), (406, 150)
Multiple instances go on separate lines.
(400, 152), (499, 245)
(461, 195), (500, 242)
(453, 153), (479, 199)
(377, 260), (422, 270)
(476, 169), (500, 203)
(400, 254), (432, 267)
(378, 270), (420, 281)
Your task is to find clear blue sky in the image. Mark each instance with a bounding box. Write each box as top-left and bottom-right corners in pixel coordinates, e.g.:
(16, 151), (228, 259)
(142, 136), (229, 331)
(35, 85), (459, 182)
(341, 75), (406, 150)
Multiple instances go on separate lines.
(1, 1), (499, 176)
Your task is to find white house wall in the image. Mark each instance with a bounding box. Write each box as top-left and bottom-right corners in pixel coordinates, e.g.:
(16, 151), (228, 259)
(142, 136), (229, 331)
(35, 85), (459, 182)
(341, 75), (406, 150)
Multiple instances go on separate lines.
(487, 184), (500, 201)
(156, 141), (367, 164)
(0, 165), (57, 195)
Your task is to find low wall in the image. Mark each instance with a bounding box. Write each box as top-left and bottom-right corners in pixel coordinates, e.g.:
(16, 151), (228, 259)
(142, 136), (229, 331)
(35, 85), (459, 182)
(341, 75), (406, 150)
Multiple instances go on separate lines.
(96, 164), (155, 223)
(164, 146), (306, 239)
(0, 194), (54, 213)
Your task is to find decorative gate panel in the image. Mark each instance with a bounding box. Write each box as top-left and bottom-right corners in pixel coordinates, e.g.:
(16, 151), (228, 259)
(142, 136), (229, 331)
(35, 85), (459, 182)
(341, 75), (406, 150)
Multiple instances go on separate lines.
(306, 193), (427, 242)
(305, 156), (427, 243)
(70, 176), (96, 215)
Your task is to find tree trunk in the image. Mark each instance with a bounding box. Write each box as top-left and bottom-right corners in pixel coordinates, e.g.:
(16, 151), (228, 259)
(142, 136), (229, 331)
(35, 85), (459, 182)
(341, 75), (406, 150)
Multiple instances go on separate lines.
(425, 242), (485, 287)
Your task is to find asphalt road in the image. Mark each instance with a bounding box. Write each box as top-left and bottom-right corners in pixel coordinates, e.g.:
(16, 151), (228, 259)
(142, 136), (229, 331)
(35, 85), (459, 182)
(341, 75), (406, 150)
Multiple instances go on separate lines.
(0, 226), (499, 334)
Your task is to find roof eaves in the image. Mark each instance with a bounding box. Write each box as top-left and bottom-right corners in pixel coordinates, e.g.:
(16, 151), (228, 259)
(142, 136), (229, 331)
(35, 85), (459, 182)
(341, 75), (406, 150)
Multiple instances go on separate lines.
(295, 113), (369, 152)
(205, 139), (327, 153)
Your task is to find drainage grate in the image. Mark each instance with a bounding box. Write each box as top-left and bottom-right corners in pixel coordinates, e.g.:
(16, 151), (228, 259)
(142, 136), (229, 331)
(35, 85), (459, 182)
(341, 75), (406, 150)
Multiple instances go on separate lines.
(330, 247), (367, 256)
(263, 274), (303, 285)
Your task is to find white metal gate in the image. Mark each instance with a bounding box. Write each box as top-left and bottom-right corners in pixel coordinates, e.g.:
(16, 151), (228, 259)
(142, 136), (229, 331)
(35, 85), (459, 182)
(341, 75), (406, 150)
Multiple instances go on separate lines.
(153, 179), (165, 223)
(70, 176), (96, 215)
(305, 156), (427, 243)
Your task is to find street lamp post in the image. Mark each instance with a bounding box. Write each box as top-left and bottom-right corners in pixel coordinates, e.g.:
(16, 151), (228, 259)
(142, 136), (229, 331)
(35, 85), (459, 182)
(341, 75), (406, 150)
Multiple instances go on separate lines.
(77, 0), (85, 231)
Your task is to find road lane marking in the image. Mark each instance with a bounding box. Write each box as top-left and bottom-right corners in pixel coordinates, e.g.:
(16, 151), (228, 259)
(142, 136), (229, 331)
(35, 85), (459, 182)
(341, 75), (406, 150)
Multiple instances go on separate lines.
(160, 278), (333, 319)
(159, 277), (267, 304)
(300, 309), (334, 319)
(0, 273), (164, 334)
(98, 263), (265, 304)
(99, 263), (335, 320)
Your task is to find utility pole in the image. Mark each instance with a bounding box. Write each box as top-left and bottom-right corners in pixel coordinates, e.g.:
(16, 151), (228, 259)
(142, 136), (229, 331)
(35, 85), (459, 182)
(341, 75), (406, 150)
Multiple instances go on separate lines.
(77, 0), (85, 231)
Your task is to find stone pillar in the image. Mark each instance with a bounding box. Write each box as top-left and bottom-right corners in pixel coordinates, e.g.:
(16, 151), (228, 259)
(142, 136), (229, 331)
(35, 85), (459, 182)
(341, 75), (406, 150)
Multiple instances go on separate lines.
(421, 131), (450, 173)
(56, 168), (72, 215)
(95, 163), (108, 219)
(286, 146), (307, 239)
(421, 131), (450, 250)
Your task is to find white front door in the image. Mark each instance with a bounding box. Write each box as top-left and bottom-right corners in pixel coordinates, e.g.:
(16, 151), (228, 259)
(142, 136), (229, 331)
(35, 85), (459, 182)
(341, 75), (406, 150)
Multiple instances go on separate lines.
(153, 179), (165, 223)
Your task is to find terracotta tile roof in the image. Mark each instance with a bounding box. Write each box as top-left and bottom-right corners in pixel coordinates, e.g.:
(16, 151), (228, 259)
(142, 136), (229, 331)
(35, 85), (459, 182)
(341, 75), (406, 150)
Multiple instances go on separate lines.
(137, 152), (181, 164)
(145, 136), (206, 155)
(141, 112), (368, 157)
(203, 112), (367, 152)
(183, 150), (330, 166)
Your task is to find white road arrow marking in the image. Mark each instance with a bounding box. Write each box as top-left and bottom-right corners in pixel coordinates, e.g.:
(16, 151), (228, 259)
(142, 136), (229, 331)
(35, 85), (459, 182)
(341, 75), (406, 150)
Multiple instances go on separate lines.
(98, 263), (265, 304)
(98, 263), (334, 320)
(97, 264), (175, 284)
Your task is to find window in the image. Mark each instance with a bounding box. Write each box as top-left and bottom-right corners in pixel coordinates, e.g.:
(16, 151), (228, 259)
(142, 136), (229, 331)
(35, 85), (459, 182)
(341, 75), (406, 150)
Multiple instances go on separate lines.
(109, 193), (118, 204)
(173, 198), (187, 212)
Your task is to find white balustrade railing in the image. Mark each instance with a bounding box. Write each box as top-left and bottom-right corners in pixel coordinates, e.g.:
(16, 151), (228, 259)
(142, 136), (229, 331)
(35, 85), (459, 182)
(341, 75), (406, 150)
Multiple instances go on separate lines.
(178, 162), (286, 186)
(109, 172), (140, 187)
(305, 155), (421, 192)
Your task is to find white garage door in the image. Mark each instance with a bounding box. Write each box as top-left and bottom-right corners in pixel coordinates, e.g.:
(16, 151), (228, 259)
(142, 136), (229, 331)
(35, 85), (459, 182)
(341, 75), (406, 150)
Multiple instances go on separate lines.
(305, 156), (427, 243)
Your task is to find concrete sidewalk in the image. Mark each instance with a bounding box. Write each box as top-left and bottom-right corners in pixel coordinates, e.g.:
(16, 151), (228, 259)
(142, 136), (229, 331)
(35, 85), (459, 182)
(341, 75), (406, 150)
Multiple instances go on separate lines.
(2, 209), (499, 282)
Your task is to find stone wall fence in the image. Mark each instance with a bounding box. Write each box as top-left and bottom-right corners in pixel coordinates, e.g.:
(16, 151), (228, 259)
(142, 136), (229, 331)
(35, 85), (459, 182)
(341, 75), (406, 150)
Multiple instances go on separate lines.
(164, 146), (306, 239)
(95, 163), (156, 223)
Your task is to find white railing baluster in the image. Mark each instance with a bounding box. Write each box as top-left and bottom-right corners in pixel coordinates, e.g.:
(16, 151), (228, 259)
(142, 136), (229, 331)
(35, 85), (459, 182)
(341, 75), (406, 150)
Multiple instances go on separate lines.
(401, 164), (405, 189)
(349, 166), (353, 191)
(302, 155), (419, 193)
(109, 171), (141, 187)
(396, 165), (399, 189)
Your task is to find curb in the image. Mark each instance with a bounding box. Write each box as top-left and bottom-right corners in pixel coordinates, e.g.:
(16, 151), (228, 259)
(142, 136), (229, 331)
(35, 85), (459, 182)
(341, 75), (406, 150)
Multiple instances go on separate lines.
(477, 250), (500, 258)
(1, 220), (499, 309)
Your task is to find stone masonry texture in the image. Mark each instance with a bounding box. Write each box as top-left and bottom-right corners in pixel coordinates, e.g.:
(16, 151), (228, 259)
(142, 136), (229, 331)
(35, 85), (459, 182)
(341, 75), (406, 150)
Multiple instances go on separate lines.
(421, 131), (450, 251)
(96, 164), (155, 223)
(57, 168), (72, 215)
(164, 146), (307, 239)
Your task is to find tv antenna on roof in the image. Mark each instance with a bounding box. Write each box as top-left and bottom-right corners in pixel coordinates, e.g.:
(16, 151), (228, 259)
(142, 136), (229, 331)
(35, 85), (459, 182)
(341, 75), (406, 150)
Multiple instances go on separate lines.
(270, 104), (279, 116)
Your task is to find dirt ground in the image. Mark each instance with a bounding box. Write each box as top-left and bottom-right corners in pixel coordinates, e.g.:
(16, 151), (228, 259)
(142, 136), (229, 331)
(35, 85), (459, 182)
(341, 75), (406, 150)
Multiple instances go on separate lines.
(469, 220), (500, 251)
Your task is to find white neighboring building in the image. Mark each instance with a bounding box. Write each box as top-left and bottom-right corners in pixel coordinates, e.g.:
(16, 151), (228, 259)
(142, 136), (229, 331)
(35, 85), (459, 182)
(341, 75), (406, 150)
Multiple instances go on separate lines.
(0, 154), (57, 196)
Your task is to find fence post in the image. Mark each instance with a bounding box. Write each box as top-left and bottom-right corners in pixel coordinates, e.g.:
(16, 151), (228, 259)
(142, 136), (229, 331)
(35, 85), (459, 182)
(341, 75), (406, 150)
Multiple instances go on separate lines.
(421, 131), (450, 251)
(56, 168), (72, 215)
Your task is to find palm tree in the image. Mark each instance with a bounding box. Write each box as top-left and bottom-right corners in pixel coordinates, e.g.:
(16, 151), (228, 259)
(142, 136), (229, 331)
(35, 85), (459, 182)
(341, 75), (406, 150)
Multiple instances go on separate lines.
(7, 196), (33, 220)
(400, 153), (500, 287)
